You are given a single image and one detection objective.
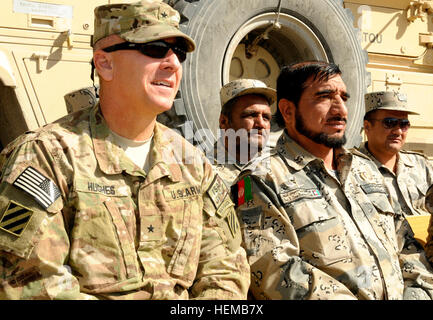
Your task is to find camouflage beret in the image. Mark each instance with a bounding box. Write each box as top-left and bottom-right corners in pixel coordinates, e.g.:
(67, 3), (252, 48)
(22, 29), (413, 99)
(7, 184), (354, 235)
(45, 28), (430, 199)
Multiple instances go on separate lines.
(364, 91), (419, 115)
(92, 0), (195, 52)
(220, 79), (276, 108)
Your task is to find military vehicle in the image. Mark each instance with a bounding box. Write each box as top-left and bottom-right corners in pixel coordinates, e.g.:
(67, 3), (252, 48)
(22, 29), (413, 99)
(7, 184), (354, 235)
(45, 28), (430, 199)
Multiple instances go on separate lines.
(0, 0), (370, 151)
(3, 0), (432, 154)
(1, 0), (432, 154)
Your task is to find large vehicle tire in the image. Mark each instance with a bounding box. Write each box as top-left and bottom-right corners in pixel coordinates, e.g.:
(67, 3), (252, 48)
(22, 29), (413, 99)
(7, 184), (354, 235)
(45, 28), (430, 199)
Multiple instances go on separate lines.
(159, 0), (369, 151)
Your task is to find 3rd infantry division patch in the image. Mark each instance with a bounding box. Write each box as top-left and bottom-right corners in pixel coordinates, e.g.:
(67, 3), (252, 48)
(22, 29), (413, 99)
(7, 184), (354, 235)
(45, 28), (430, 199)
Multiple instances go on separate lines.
(0, 201), (33, 237)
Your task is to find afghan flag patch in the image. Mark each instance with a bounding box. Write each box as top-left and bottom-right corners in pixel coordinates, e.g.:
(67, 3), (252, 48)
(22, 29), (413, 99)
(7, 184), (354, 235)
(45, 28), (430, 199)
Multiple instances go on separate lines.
(231, 176), (253, 207)
(0, 201), (33, 237)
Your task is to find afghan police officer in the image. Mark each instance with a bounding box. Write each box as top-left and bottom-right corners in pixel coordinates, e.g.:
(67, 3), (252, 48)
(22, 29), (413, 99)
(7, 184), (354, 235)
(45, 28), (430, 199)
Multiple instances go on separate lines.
(357, 91), (433, 218)
(0, 1), (249, 299)
(234, 61), (433, 299)
(213, 79), (276, 188)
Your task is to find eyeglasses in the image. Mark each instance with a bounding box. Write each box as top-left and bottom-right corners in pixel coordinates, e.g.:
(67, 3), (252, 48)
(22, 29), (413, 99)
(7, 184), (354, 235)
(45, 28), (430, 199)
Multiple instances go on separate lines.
(368, 117), (411, 131)
(102, 40), (187, 63)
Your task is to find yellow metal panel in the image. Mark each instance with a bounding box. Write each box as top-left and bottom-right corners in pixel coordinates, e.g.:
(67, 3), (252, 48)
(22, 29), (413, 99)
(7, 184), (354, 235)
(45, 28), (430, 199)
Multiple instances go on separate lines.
(406, 215), (431, 247)
(23, 50), (93, 125)
(345, 2), (429, 57)
(0, 0), (107, 35)
(345, 0), (411, 10)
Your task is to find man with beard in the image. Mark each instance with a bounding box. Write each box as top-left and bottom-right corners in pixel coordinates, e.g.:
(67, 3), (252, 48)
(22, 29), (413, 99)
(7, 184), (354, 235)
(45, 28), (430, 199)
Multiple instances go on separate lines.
(233, 61), (433, 299)
(213, 79), (276, 188)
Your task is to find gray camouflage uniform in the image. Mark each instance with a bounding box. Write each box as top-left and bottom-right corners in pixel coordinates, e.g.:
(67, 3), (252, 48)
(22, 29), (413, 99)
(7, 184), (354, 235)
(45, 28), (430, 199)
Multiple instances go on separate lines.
(235, 131), (433, 300)
(358, 143), (433, 216)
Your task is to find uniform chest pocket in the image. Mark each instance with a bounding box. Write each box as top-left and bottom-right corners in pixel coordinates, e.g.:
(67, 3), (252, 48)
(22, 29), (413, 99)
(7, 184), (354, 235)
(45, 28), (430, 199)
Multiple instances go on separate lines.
(70, 184), (139, 288)
(140, 186), (202, 280)
(407, 183), (427, 212)
(285, 197), (351, 267)
(358, 185), (398, 249)
(359, 183), (394, 217)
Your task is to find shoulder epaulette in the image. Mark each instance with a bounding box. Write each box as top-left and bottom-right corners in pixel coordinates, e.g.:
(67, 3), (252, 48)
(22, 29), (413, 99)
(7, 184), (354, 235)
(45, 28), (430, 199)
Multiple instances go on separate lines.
(400, 149), (429, 158)
(349, 147), (372, 161)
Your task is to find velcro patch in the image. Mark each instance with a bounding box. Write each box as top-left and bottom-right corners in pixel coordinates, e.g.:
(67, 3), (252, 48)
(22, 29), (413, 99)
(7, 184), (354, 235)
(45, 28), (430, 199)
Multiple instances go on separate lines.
(0, 201), (33, 237)
(216, 194), (234, 218)
(280, 188), (322, 205)
(226, 208), (240, 238)
(207, 174), (228, 209)
(360, 183), (387, 195)
(13, 166), (61, 209)
(163, 184), (201, 201)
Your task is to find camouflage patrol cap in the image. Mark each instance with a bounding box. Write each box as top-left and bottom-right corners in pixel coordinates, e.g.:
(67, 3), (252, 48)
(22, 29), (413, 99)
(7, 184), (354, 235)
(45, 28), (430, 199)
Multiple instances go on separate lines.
(220, 79), (276, 108)
(364, 91), (419, 115)
(92, 0), (195, 52)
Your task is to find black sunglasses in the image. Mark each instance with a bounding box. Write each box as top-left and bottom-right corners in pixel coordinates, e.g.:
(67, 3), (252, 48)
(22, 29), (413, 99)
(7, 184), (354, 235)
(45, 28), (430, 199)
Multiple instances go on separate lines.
(102, 40), (187, 63)
(369, 117), (411, 131)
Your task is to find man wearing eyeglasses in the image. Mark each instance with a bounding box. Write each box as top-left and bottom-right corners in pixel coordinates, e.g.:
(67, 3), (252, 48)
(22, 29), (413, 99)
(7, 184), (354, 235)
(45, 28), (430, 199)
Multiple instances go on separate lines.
(0, 1), (250, 299)
(357, 91), (433, 219)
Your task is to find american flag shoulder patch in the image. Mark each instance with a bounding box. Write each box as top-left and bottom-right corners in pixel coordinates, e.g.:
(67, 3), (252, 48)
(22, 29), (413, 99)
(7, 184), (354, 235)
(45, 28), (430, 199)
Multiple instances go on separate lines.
(0, 201), (33, 237)
(13, 166), (61, 209)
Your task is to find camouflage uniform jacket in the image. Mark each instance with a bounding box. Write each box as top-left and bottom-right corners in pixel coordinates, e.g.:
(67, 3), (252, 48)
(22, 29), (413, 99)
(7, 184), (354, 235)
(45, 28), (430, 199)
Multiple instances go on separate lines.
(235, 131), (433, 300)
(357, 142), (433, 216)
(0, 105), (250, 300)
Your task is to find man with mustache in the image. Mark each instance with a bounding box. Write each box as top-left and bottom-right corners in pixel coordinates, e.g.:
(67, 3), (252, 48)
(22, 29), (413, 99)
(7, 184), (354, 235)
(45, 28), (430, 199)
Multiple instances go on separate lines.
(357, 92), (433, 231)
(233, 61), (433, 299)
(357, 91), (433, 217)
(356, 91), (433, 263)
(213, 79), (276, 188)
(0, 1), (249, 299)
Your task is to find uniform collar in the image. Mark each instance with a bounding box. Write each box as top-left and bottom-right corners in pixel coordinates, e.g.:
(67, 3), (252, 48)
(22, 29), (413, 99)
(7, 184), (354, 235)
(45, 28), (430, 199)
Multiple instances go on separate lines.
(358, 142), (384, 169)
(275, 131), (316, 170)
(91, 104), (182, 183)
(397, 151), (416, 168)
(359, 141), (412, 174)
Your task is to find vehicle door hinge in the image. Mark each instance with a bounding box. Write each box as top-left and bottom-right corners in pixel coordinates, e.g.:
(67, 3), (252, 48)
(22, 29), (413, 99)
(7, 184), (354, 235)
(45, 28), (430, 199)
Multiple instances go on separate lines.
(385, 74), (403, 92)
(31, 52), (49, 72)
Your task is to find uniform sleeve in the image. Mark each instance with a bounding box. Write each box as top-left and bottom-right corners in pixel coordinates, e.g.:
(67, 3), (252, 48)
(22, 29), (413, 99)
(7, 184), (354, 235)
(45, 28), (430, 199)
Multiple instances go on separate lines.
(0, 138), (97, 300)
(236, 174), (356, 300)
(395, 214), (433, 300)
(189, 163), (250, 300)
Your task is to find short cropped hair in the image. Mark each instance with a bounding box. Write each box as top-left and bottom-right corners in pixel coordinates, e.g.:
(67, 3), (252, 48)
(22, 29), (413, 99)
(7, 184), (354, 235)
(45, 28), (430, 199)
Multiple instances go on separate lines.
(274, 61), (342, 126)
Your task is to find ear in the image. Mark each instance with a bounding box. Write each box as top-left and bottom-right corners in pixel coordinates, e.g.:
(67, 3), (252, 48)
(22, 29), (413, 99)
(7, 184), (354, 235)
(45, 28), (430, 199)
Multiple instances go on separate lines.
(363, 119), (371, 134)
(219, 113), (230, 129)
(93, 50), (114, 82)
(278, 98), (295, 125)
